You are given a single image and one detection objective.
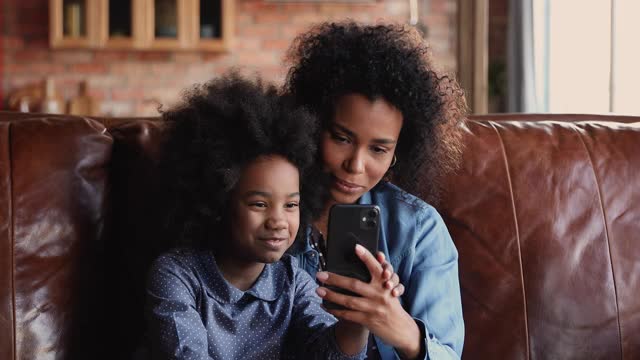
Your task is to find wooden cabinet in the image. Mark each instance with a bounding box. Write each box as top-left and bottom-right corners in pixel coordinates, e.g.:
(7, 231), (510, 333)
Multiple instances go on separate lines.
(49, 0), (233, 51)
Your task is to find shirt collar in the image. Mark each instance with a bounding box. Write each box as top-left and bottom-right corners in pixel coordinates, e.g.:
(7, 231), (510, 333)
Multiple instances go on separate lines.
(203, 254), (288, 303)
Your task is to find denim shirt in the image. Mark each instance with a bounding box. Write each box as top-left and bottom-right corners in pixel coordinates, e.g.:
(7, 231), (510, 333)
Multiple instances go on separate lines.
(290, 182), (464, 360)
(145, 249), (366, 360)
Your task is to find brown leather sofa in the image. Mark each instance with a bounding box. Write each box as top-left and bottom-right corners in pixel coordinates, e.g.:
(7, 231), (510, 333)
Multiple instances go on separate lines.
(1, 111), (638, 359)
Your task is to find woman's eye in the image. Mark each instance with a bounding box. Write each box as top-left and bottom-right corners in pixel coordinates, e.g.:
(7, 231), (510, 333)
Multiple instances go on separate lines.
(249, 202), (267, 208)
(331, 133), (350, 144)
(371, 146), (388, 154)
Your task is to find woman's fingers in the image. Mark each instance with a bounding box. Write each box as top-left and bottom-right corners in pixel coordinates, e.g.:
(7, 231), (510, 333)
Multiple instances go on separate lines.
(354, 244), (384, 279)
(380, 260), (394, 281)
(316, 286), (374, 313)
(391, 283), (405, 297)
(384, 272), (400, 290)
(316, 271), (375, 297)
(379, 258), (404, 297)
(325, 308), (369, 325)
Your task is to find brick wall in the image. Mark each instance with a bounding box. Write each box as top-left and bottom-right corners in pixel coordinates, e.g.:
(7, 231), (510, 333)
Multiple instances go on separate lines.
(2, 0), (457, 116)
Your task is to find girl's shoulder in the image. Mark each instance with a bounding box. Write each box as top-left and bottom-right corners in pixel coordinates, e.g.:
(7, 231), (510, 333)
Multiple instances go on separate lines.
(149, 247), (218, 288)
(153, 247), (210, 269)
(279, 254), (318, 288)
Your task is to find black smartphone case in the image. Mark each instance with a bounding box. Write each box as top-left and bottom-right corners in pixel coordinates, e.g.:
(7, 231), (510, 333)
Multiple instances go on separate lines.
(323, 204), (380, 309)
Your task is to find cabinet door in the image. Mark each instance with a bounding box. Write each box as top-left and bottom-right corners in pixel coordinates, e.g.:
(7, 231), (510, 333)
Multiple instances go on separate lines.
(145, 0), (189, 49)
(97, 0), (146, 48)
(50, 0), (100, 48)
(191, 0), (234, 51)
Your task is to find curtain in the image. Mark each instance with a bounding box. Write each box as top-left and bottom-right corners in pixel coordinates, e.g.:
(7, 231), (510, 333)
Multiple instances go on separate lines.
(506, 0), (539, 112)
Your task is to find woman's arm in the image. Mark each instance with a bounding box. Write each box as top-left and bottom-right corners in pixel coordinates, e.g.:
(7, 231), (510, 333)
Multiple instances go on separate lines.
(315, 245), (425, 359)
(400, 208), (464, 359)
(146, 255), (210, 360)
(316, 207), (464, 360)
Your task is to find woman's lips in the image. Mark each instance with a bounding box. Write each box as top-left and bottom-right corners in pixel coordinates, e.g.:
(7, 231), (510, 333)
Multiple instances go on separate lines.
(333, 177), (364, 194)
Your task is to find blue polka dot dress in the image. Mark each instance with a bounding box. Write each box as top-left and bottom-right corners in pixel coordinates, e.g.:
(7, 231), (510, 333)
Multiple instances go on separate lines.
(145, 248), (367, 360)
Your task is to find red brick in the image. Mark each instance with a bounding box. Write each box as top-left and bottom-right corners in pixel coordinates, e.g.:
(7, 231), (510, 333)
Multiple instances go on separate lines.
(52, 51), (95, 64)
(281, 3), (317, 12)
(236, 51), (279, 67)
(262, 39), (290, 51)
(89, 75), (128, 88)
(86, 88), (108, 100)
(239, 1), (276, 12)
(71, 63), (109, 74)
(4, 36), (25, 49)
(173, 53), (203, 63)
(110, 63), (150, 75)
(319, 3), (352, 14)
(280, 24), (312, 39)
(7, 77), (42, 89)
(237, 14), (254, 26)
(290, 12), (327, 25)
(94, 51), (133, 62)
(236, 38), (261, 51)
(13, 49), (50, 63)
(138, 52), (172, 62)
(4, 62), (66, 75)
(238, 24), (280, 39)
(202, 52), (230, 62)
(149, 63), (179, 75)
(254, 13), (291, 24)
(111, 88), (145, 101)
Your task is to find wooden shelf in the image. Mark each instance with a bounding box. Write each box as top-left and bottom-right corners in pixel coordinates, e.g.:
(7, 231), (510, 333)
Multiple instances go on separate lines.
(49, 0), (233, 51)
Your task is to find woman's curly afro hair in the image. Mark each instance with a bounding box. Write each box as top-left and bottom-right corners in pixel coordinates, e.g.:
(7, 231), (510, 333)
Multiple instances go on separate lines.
(285, 21), (467, 204)
(159, 71), (326, 250)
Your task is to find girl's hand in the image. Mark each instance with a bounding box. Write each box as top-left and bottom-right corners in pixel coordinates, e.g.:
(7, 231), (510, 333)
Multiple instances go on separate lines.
(316, 245), (422, 359)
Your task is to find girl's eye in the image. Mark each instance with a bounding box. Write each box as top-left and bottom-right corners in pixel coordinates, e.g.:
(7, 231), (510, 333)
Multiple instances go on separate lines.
(249, 202), (267, 208)
(285, 202), (300, 209)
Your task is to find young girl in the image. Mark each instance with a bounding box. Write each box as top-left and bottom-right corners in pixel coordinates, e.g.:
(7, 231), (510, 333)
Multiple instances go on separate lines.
(145, 73), (378, 359)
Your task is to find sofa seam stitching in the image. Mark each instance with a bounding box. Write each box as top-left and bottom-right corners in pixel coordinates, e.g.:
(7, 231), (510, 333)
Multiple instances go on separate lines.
(572, 124), (623, 359)
(489, 121), (530, 360)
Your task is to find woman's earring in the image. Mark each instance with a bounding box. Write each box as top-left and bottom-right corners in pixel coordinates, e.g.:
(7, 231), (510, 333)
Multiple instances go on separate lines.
(390, 155), (397, 168)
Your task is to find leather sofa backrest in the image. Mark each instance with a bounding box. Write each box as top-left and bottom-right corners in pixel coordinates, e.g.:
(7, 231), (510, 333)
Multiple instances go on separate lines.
(439, 116), (640, 359)
(0, 115), (112, 359)
(1, 112), (639, 359)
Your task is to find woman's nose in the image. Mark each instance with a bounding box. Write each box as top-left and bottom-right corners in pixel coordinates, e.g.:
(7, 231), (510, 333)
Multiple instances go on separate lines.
(344, 149), (365, 174)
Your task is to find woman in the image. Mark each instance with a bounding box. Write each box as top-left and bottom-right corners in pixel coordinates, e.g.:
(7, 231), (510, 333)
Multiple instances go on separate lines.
(285, 22), (466, 359)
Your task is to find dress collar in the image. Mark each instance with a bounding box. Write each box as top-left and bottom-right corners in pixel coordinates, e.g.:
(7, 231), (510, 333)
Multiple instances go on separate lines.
(202, 253), (288, 303)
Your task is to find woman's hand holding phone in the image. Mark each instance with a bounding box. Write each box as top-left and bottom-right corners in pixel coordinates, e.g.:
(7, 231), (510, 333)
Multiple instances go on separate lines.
(316, 244), (422, 360)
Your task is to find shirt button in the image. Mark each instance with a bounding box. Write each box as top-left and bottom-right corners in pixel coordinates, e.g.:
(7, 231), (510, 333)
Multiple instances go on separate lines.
(310, 253), (316, 258)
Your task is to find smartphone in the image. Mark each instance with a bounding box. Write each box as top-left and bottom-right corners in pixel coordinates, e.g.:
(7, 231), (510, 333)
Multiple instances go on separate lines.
(323, 204), (380, 309)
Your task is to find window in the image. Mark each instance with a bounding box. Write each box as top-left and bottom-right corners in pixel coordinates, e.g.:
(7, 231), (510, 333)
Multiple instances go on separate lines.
(533, 0), (640, 114)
